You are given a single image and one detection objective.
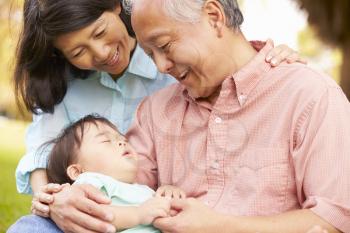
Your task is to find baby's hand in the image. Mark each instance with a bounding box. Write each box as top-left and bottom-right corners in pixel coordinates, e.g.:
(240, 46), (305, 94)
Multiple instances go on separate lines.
(31, 183), (69, 217)
(138, 197), (171, 225)
(156, 185), (186, 199)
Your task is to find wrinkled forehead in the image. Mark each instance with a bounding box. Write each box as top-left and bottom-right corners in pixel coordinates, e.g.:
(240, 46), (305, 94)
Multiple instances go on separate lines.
(131, 0), (173, 42)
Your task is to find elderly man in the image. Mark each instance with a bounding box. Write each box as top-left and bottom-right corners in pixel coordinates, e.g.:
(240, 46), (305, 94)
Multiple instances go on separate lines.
(7, 0), (350, 233)
(122, 0), (350, 232)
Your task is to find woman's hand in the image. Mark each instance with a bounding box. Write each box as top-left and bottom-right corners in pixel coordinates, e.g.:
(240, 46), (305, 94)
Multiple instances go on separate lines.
(251, 39), (307, 66)
(265, 39), (307, 66)
(31, 183), (67, 217)
(49, 184), (116, 233)
(156, 185), (186, 199)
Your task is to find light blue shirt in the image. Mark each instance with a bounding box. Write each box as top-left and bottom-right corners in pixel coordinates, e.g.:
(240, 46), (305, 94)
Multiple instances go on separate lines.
(75, 172), (159, 233)
(15, 45), (176, 194)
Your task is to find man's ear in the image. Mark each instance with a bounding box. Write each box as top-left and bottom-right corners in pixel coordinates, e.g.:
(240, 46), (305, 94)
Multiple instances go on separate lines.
(67, 164), (84, 181)
(203, 0), (226, 37)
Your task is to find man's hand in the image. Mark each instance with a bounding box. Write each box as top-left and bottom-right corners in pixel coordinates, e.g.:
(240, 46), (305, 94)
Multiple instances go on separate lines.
(49, 184), (116, 233)
(153, 198), (221, 233)
(138, 196), (171, 225)
(155, 185), (186, 199)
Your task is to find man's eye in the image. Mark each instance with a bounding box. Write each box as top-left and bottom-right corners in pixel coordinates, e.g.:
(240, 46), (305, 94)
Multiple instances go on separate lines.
(161, 42), (171, 52)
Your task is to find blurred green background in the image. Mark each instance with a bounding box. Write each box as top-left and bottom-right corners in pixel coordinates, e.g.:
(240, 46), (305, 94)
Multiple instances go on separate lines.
(0, 0), (344, 232)
(1, 0), (32, 232)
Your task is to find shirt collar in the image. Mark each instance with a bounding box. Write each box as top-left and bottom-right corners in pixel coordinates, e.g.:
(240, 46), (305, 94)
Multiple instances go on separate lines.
(231, 41), (273, 105)
(99, 44), (158, 89)
(127, 44), (158, 79)
(181, 41), (273, 107)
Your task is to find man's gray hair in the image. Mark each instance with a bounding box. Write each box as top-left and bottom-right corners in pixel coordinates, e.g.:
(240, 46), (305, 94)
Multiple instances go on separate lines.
(123, 0), (244, 29)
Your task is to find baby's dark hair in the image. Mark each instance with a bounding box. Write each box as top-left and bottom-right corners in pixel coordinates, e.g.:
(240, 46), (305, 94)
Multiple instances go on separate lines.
(46, 114), (118, 184)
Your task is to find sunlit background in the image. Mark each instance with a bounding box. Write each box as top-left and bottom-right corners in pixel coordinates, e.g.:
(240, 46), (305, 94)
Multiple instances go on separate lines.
(0, 0), (345, 231)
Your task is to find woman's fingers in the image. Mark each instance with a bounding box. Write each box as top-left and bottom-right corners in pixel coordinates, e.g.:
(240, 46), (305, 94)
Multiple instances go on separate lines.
(41, 183), (62, 193)
(75, 195), (114, 222)
(67, 208), (116, 233)
(35, 192), (54, 204)
(32, 199), (50, 214)
(31, 208), (50, 218)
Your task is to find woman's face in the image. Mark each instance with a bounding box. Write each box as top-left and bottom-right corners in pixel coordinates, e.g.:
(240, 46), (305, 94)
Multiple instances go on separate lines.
(54, 5), (136, 76)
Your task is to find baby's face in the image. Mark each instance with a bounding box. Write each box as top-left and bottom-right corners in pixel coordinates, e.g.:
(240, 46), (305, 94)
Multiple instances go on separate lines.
(76, 121), (138, 183)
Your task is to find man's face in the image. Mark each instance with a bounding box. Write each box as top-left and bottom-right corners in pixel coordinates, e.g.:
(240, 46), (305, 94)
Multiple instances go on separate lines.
(132, 0), (232, 99)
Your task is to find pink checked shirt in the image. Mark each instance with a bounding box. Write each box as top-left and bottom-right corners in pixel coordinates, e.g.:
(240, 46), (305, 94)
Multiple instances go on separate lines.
(128, 43), (350, 232)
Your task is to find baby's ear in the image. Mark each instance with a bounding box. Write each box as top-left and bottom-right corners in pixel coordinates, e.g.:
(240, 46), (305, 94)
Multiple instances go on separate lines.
(67, 164), (83, 181)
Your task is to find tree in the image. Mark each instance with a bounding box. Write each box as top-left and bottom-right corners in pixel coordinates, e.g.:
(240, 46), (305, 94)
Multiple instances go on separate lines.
(297, 0), (350, 99)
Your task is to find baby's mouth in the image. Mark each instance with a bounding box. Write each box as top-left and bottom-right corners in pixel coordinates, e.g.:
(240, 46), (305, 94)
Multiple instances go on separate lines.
(122, 149), (134, 158)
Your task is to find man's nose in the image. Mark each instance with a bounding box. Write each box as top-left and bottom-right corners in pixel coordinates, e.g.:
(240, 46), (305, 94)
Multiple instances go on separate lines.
(92, 43), (110, 64)
(154, 53), (173, 74)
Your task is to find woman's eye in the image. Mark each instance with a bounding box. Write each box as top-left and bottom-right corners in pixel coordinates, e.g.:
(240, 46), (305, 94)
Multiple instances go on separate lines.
(102, 140), (111, 143)
(72, 49), (84, 58)
(95, 29), (106, 38)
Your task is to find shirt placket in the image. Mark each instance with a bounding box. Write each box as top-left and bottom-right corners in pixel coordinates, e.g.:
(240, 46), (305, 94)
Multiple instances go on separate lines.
(205, 112), (228, 207)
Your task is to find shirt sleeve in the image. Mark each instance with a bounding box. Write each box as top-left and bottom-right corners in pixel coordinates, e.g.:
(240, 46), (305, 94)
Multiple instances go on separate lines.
(292, 85), (350, 232)
(15, 102), (70, 194)
(126, 97), (158, 190)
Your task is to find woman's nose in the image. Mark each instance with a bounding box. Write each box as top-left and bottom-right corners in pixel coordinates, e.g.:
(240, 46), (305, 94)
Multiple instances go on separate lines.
(92, 43), (110, 64)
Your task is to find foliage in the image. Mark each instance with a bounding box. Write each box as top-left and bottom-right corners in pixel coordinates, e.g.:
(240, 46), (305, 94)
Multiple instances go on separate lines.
(0, 119), (31, 232)
(297, 0), (350, 47)
(0, 0), (31, 120)
(297, 0), (350, 99)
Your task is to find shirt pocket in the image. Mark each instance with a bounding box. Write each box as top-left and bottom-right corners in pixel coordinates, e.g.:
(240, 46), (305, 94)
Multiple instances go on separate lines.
(234, 148), (290, 215)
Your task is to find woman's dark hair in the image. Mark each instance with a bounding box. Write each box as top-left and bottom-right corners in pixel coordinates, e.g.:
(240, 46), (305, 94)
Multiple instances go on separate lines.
(46, 114), (119, 184)
(14, 0), (135, 114)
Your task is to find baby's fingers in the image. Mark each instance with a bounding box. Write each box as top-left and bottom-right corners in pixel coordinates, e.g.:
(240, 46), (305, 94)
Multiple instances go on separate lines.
(171, 191), (181, 199)
(153, 208), (169, 220)
(179, 190), (186, 199)
(155, 187), (165, 197)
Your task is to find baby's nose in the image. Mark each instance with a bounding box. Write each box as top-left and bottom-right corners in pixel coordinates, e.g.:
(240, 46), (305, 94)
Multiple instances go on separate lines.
(118, 141), (127, 147)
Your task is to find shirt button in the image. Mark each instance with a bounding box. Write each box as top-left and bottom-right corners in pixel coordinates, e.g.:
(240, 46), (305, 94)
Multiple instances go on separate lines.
(215, 117), (222, 124)
(211, 161), (220, 169)
(238, 95), (247, 105)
